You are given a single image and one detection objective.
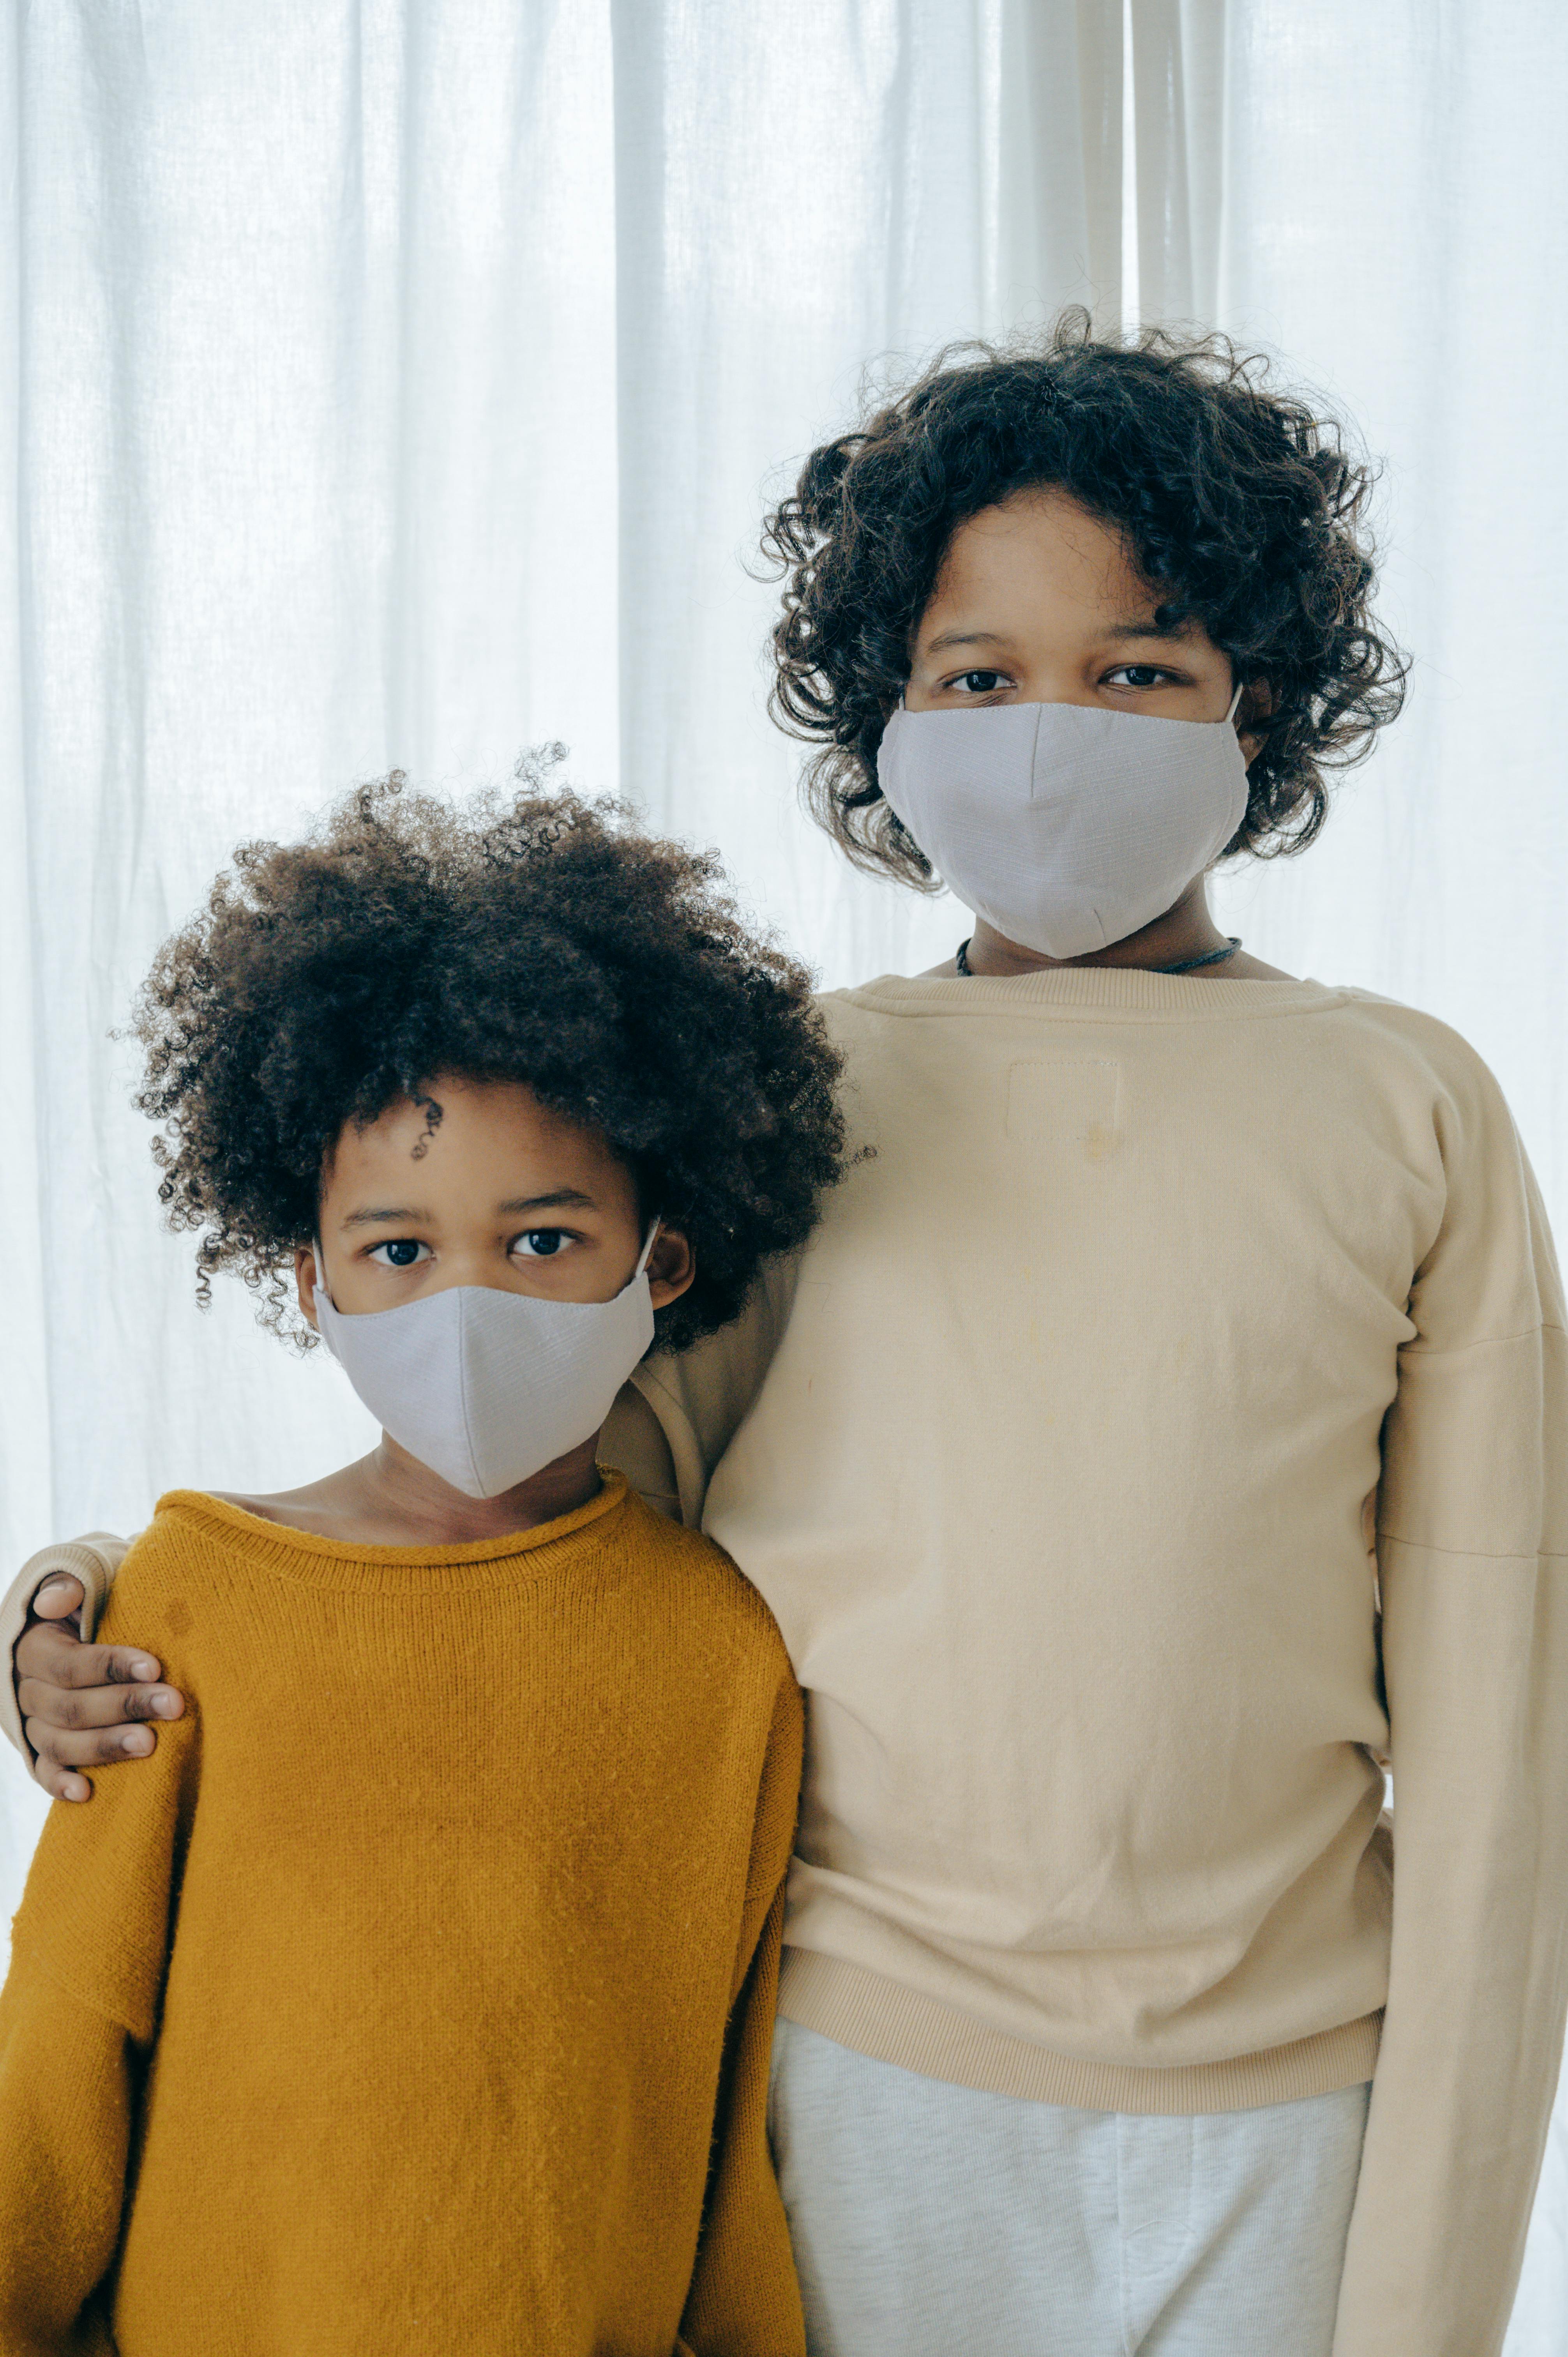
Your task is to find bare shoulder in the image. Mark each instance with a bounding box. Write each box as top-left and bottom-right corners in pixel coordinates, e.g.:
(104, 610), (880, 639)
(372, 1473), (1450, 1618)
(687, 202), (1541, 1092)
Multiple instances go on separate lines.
(205, 1491), (291, 1525)
(204, 1468), (366, 1538)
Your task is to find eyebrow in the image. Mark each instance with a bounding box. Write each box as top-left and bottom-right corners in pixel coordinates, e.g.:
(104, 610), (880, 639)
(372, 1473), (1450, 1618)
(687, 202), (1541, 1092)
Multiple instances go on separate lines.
(495, 1190), (597, 1216)
(339, 1187), (598, 1230)
(923, 628), (1011, 653)
(923, 613), (1195, 657)
(1105, 613), (1195, 641)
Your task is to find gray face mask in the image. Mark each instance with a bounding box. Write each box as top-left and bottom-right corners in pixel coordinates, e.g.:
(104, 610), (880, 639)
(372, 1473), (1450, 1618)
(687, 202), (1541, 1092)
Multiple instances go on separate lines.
(311, 1226), (659, 1498)
(876, 693), (1249, 959)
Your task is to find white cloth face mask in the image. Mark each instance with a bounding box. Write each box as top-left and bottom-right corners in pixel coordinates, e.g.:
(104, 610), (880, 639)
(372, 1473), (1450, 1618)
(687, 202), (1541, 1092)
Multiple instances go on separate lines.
(311, 1227), (660, 1499)
(876, 692), (1249, 960)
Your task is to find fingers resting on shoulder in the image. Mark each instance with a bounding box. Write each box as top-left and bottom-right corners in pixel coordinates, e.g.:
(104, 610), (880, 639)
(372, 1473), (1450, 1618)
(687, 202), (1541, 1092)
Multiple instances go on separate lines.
(14, 1576), (185, 1804)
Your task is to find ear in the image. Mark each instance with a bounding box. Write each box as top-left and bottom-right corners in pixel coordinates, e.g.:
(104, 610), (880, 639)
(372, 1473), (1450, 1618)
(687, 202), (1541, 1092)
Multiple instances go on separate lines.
(294, 1242), (323, 1333)
(1234, 678), (1275, 769)
(645, 1225), (696, 1311)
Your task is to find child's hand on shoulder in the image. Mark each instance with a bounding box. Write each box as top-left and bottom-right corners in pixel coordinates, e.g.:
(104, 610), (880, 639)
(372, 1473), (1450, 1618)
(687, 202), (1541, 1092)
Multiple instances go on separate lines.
(15, 1574), (183, 1802)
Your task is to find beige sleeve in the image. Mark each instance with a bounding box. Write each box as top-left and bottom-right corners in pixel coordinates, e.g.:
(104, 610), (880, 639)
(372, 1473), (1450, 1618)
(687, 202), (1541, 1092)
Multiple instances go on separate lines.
(1333, 1074), (1568, 2357)
(0, 1534), (132, 1760)
(628, 1251), (803, 1528)
(599, 1385), (683, 1521)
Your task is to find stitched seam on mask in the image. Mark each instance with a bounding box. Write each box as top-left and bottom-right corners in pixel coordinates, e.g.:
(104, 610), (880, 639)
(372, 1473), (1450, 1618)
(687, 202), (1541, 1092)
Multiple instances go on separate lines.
(456, 1291), (484, 1491)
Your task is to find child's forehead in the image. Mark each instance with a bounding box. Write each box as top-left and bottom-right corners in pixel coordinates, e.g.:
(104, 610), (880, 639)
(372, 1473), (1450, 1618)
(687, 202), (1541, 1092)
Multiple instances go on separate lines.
(921, 489), (1177, 640)
(323, 1079), (628, 1196)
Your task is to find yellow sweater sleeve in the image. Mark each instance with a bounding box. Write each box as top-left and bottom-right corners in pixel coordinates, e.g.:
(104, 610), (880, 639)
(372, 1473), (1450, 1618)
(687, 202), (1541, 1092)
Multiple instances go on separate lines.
(0, 1967), (136, 2354)
(678, 1668), (806, 2357)
(0, 1544), (198, 2349)
(1334, 1065), (1568, 2357)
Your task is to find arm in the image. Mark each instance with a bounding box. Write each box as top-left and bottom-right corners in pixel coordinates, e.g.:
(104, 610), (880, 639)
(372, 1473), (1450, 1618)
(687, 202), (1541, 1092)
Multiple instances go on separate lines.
(630, 1249), (803, 1529)
(0, 1570), (196, 2350)
(1332, 1072), (1568, 2357)
(0, 1968), (139, 2353)
(679, 1671), (806, 2357)
(3, 1538), (185, 1802)
(599, 1387), (683, 1521)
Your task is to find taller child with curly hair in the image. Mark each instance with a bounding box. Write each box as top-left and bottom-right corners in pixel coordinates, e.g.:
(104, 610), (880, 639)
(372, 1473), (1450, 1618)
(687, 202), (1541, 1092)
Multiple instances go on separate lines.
(11, 321), (1568, 2356)
(631, 320), (1562, 2357)
(0, 780), (846, 2353)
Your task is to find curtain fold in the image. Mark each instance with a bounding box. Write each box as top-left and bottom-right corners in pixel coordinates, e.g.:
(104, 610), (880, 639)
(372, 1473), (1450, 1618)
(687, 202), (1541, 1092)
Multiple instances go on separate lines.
(1130, 0), (1227, 323)
(995, 0), (1124, 330)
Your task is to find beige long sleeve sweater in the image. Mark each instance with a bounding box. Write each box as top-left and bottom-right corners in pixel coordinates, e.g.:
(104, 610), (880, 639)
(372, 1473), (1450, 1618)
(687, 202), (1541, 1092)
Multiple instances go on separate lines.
(6, 964), (1567, 2357)
(625, 967), (1568, 2357)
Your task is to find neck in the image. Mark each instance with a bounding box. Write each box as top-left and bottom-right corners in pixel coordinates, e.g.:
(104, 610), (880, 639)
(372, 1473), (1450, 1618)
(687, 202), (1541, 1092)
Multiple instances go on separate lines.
(335, 1431), (604, 1546)
(964, 876), (1229, 978)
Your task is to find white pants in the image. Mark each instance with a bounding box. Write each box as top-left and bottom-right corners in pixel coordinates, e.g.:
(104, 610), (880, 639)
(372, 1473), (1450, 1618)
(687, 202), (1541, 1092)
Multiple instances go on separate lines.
(768, 2018), (1370, 2357)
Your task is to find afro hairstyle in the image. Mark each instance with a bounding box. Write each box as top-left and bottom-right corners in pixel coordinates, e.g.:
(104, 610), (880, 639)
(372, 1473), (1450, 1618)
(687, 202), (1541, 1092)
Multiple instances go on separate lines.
(129, 762), (846, 1353)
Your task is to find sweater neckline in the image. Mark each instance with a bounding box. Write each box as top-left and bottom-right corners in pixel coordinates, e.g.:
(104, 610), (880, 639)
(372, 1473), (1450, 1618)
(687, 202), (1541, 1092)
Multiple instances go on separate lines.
(842, 966), (1350, 1022)
(154, 1470), (633, 1592)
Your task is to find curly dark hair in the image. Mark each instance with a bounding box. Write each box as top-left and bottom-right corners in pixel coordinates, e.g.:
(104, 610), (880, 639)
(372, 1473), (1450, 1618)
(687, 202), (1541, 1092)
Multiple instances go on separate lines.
(129, 762), (846, 1352)
(762, 311), (1410, 885)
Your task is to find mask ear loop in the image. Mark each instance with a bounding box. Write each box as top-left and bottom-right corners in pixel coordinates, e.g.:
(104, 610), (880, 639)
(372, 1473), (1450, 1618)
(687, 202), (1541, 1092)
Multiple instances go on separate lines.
(1226, 680), (1245, 723)
(633, 1218), (662, 1280)
(311, 1241), (333, 1310)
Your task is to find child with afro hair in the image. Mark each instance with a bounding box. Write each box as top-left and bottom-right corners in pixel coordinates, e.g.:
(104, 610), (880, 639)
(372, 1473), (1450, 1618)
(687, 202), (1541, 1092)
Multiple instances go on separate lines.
(0, 772), (844, 2355)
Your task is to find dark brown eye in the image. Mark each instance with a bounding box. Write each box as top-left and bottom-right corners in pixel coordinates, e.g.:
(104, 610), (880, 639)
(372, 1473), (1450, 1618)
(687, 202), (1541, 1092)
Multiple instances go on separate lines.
(369, 1238), (427, 1268)
(956, 670), (1005, 694)
(514, 1229), (567, 1258)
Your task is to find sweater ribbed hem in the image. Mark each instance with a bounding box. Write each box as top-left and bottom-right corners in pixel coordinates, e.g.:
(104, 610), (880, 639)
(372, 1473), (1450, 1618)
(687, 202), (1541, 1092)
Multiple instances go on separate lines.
(776, 1950), (1382, 2116)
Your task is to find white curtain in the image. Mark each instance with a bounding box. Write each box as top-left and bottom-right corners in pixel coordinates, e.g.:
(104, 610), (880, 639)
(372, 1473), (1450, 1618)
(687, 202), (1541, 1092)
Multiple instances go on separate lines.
(3, 4), (1565, 2338)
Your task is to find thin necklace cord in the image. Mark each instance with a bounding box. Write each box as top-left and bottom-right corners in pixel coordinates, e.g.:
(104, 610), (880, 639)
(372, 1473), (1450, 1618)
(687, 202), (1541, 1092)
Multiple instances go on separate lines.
(954, 936), (1242, 978)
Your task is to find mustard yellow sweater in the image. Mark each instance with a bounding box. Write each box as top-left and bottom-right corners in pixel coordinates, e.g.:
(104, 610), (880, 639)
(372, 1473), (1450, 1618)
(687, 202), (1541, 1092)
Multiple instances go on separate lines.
(0, 1475), (805, 2357)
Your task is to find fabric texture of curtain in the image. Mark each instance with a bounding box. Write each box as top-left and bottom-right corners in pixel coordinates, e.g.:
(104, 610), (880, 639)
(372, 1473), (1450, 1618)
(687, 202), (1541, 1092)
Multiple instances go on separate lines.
(3, 4), (1564, 2338)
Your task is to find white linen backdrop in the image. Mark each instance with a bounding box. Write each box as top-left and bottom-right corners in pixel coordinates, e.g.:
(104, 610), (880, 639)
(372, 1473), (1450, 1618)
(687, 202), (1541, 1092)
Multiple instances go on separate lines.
(2, 4), (1564, 2336)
